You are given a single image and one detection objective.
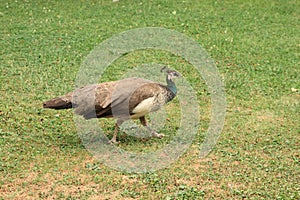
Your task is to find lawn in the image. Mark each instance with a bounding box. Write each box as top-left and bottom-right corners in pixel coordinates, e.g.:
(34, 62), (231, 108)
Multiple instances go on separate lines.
(1, 0), (299, 199)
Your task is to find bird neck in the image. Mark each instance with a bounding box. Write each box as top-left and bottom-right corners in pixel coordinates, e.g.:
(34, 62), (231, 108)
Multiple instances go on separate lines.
(166, 77), (177, 94)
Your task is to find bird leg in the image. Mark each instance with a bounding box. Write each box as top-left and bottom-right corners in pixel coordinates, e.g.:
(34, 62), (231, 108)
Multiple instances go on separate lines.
(110, 119), (124, 144)
(109, 124), (119, 144)
(139, 116), (164, 138)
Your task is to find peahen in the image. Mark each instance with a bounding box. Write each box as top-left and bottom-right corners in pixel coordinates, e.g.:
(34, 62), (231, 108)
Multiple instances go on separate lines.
(43, 66), (181, 143)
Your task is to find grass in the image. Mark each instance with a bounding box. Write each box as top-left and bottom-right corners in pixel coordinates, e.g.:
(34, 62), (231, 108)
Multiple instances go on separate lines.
(1, 0), (299, 199)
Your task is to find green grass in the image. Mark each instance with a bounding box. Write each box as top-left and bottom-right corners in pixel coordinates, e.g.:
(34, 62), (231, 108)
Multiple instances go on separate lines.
(1, 0), (299, 199)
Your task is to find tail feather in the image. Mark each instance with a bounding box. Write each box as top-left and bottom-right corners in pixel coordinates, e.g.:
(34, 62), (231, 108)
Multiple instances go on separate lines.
(43, 94), (73, 110)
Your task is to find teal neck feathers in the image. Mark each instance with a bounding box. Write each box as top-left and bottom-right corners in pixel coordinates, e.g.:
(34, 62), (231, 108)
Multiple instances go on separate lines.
(166, 78), (177, 94)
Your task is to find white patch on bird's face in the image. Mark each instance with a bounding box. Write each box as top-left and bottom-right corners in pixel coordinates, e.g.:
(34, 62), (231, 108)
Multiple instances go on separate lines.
(131, 96), (157, 119)
(167, 71), (181, 80)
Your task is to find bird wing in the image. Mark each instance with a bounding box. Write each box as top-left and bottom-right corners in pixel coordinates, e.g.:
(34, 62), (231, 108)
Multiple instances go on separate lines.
(128, 83), (165, 112)
(73, 82), (117, 118)
(107, 78), (156, 118)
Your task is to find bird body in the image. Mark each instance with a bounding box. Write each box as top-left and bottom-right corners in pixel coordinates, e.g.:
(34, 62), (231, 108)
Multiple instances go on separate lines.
(43, 67), (181, 143)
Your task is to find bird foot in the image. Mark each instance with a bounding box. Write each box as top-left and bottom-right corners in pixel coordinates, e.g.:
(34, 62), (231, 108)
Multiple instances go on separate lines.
(109, 138), (120, 144)
(152, 132), (165, 138)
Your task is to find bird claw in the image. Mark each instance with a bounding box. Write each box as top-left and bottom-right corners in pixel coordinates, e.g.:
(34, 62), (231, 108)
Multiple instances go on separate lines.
(152, 132), (165, 138)
(109, 139), (120, 144)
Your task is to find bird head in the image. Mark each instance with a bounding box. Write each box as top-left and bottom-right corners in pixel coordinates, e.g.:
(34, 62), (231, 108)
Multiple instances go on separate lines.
(161, 66), (182, 81)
